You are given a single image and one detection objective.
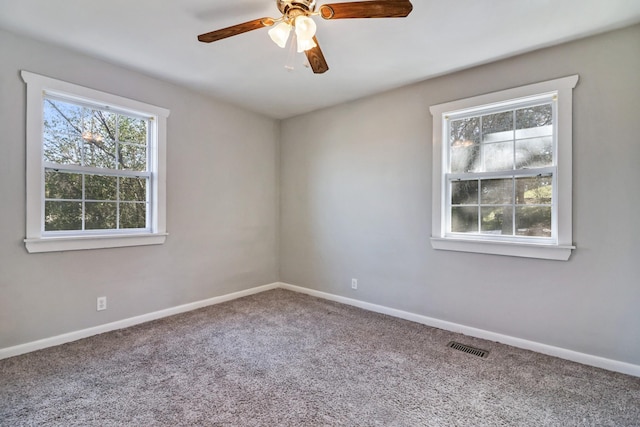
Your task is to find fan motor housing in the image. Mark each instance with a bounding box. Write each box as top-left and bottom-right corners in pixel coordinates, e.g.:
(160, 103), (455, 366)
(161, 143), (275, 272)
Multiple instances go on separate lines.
(276, 0), (316, 14)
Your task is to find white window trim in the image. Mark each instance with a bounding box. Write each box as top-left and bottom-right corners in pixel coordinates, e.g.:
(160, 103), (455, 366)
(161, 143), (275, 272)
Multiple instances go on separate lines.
(22, 70), (170, 253)
(429, 75), (578, 261)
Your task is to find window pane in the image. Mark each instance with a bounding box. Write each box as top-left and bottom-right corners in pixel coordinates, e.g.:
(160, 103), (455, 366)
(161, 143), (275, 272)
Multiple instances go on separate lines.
(44, 98), (83, 134)
(85, 174), (117, 201)
(450, 144), (480, 173)
(451, 180), (478, 205)
(516, 104), (552, 130)
(516, 206), (551, 237)
(120, 202), (146, 229)
(85, 202), (117, 230)
(450, 117), (480, 146)
(515, 176), (552, 205)
(44, 134), (83, 165)
(483, 141), (514, 171)
(516, 135), (552, 168)
(451, 206), (478, 233)
(482, 112), (513, 142)
(85, 109), (117, 144)
(43, 99), (83, 165)
(118, 116), (147, 145)
(120, 177), (147, 202)
(45, 201), (82, 231)
(481, 179), (513, 205)
(481, 206), (513, 235)
(450, 117), (481, 173)
(83, 138), (116, 169)
(45, 171), (82, 200)
(119, 143), (147, 171)
(83, 109), (117, 169)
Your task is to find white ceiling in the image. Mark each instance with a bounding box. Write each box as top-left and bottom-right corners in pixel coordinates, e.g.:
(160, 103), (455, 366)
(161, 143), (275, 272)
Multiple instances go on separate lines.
(1, 0), (639, 119)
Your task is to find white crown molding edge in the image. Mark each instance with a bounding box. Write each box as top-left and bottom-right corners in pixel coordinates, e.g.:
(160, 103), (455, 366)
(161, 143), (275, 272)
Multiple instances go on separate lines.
(2, 281), (638, 378)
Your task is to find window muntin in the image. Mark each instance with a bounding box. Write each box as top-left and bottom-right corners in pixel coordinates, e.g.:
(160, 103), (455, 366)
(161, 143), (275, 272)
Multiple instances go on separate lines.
(42, 96), (151, 234)
(445, 98), (557, 243)
(22, 70), (169, 253)
(429, 75), (578, 260)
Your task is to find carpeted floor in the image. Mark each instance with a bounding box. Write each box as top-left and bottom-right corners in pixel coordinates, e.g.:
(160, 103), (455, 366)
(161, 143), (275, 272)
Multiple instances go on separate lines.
(1, 289), (639, 426)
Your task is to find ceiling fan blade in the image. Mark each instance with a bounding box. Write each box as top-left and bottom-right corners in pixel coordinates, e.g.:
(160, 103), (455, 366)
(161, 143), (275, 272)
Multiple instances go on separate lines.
(198, 18), (275, 43)
(319, 0), (413, 19)
(305, 37), (329, 74)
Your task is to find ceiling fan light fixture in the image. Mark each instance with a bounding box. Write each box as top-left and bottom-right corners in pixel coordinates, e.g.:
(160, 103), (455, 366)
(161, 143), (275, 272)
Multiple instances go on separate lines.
(268, 21), (292, 48)
(197, 0), (414, 74)
(296, 35), (317, 52)
(294, 15), (317, 51)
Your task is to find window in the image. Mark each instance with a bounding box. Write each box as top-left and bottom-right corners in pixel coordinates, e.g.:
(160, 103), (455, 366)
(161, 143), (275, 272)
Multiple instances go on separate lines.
(22, 71), (169, 253)
(430, 75), (578, 260)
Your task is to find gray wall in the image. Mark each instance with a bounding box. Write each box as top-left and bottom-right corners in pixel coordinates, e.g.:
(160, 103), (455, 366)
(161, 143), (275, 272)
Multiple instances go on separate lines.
(0, 29), (279, 348)
(2, 24), (639, 367)
(280, 24), (640, 365)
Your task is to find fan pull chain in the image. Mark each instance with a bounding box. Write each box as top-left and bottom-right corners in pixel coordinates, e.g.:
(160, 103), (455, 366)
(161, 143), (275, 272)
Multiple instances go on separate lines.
(285, 31), (297, 71)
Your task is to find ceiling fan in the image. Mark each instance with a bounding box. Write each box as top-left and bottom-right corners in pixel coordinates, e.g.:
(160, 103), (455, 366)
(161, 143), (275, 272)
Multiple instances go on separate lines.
(197, 0), (413, 74)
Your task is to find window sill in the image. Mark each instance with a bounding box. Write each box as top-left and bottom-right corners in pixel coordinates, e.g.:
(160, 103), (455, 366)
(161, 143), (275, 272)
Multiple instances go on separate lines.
(25, 233), (168, 253)
(430, 237), (574, 261)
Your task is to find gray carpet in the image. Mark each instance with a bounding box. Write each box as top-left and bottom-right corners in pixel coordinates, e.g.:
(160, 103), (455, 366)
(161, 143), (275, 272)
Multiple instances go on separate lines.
(1, 289), (639, 426)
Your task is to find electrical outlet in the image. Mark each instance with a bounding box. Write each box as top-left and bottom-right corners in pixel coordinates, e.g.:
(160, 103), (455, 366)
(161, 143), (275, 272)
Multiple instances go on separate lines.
(97, 296), (107, 311)
(351, 278), (358, 290)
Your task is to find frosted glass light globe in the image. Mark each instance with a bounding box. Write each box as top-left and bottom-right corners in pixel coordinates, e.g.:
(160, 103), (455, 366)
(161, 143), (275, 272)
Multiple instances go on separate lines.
(268, 22), (292, 48)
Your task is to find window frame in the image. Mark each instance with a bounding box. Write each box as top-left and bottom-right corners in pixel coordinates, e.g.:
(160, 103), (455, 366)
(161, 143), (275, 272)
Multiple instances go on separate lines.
(429, 75), (578, 261)
(22, 70), (170, 253)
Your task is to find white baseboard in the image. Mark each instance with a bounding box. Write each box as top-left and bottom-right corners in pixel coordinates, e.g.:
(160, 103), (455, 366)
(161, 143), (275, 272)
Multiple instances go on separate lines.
(3, 280), (638, 378)
(0, 282), (280, 360)
(278, 282), (640, 378)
